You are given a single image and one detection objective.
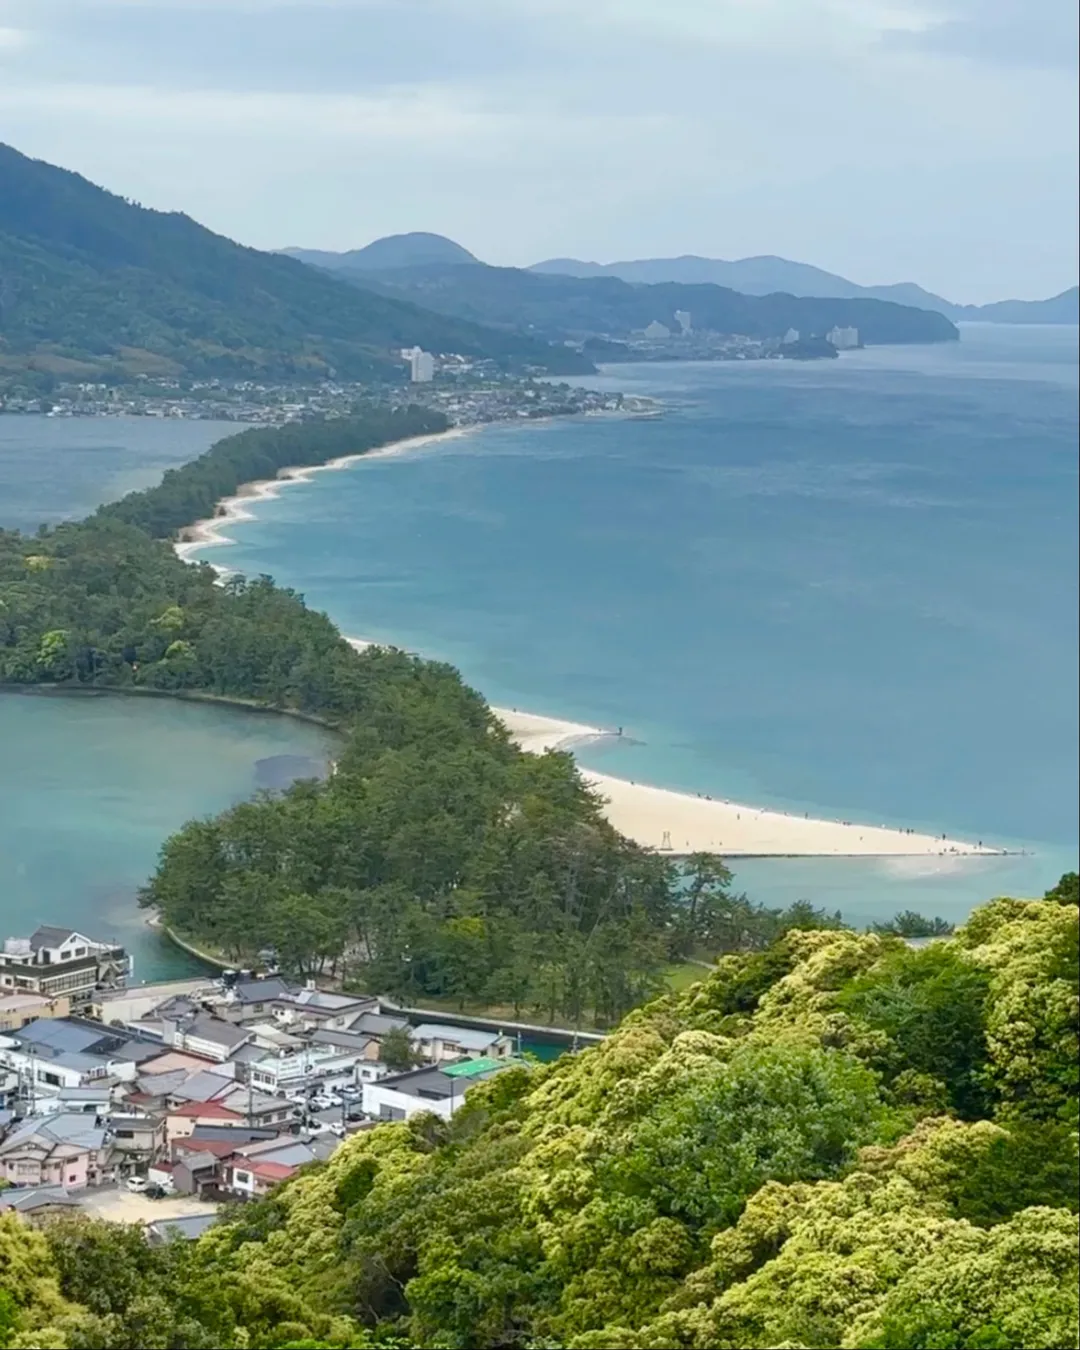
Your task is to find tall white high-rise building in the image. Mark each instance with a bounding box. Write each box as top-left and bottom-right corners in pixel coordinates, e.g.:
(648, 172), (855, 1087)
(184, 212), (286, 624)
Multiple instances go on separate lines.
(674, 310), (692, 334)
(827, 326), (859, 350)
(402, 346), (436, 382)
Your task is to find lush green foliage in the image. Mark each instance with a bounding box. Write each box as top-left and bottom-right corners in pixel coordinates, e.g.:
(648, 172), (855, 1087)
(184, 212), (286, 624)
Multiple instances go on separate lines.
(0, 142), (590, 382)
(5, 898), (1071, 1349)
(355, 261), (960, 347)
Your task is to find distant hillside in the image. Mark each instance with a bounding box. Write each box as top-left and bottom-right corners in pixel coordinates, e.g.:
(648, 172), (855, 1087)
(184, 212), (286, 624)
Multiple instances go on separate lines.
(529, 254), (1078, 323)
(954, 287), (1079, 325)
(0, 146), (588, 385)
(344, 261), (959, 347)
(282, 231), (479, 273)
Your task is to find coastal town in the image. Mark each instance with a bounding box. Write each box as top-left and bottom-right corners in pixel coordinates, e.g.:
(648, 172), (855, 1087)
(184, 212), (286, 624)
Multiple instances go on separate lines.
(0, 358), (644, 425)
(0, 320), (861, 423)
(0, 923), (540, 1233)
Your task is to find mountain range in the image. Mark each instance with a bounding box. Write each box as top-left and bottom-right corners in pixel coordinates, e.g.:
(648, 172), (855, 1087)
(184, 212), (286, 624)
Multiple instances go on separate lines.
(0, 147), (589, 388)
(342, 261), (958, 349)
(291, 234), (1077, 325)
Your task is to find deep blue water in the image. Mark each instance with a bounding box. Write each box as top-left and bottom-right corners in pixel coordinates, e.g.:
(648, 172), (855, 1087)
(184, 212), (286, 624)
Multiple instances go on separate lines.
(184, 325), (1079, 924)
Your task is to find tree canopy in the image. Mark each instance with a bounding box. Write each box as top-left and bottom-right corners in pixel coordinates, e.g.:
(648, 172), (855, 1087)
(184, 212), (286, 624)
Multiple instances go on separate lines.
(2, 896), (1073, 1349)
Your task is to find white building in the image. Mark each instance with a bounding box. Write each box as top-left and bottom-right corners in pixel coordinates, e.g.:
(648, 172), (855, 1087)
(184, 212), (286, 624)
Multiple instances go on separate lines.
(643, 320), (670, 340)
(408, 1022), (514, 1064)
(827, 325), (859, 350)
(674, 310), (692, 334)
(782, 328), (800, 344)
(361, 1057), (521, 1122)
(401, 346), (435, 382)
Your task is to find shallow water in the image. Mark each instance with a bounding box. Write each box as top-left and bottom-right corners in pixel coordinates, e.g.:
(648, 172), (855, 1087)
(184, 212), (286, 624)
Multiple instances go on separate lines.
(0, 692), (337, 980)
(184, 325), (1079, 921)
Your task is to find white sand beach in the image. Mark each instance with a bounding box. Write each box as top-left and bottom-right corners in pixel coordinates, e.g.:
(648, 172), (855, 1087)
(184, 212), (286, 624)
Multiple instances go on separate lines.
(492, 707), (997, 859)
(173, 427), (469, 562)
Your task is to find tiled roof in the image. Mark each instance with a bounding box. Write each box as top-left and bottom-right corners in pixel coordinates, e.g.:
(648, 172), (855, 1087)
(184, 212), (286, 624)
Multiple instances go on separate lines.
(168, 1101), (244, 1120)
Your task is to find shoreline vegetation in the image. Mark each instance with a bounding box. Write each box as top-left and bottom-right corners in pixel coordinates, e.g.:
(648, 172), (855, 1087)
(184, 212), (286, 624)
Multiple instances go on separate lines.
(175, 421), (999, 860)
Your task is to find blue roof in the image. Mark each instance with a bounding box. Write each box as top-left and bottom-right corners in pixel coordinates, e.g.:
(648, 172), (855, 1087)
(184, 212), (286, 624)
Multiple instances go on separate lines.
(16, 1018), (103, 1054)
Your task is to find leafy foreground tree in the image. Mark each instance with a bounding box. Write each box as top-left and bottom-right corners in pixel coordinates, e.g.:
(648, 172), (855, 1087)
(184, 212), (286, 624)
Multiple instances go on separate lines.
(3, 892), (1073, 1349)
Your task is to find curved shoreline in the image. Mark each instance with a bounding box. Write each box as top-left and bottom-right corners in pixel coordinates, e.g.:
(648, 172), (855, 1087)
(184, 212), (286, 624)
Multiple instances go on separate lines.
(173, 432), (1002, 861)
(173, 426), (470, 563)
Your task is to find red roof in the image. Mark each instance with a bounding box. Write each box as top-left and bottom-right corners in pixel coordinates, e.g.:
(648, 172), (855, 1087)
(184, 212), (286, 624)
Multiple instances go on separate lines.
(245, 1161), (296, 1181)
(169, 1101), (243, 1120)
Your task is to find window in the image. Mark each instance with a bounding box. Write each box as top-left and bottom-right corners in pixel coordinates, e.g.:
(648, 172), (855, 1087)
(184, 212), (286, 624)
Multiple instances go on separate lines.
(379, 1105), (406, 1121)
(74, 947), (87, 958)
(68, 1174), (77, 1183)
(234, 1170), (251, 1185)
(39, 1071), (61, 1087)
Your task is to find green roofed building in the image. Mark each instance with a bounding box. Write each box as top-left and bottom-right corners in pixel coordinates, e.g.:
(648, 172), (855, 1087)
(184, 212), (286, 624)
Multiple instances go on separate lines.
(361, 1055), (527, 1122)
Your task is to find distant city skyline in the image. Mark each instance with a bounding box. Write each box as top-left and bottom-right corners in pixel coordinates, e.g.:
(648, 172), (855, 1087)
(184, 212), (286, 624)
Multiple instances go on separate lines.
(0, 0), (1076, 304)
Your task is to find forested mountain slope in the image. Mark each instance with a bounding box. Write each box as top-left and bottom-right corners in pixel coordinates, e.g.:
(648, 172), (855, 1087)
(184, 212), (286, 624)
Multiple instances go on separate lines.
(0, 144), (589, 383)
(350, 261), (959, 347)
(2, 887), (1075, 1349)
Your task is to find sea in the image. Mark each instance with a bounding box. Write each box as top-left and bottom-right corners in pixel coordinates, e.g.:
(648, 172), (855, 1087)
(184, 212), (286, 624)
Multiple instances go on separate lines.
(0, 325), (1077, 973)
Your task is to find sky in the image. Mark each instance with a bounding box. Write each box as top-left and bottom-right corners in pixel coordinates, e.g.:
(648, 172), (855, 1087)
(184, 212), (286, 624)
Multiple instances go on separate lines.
(0, 0), (1076, 303)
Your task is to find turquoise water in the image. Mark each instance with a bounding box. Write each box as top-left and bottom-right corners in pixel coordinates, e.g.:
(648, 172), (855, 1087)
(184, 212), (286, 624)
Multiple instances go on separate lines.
(0, 692), (337, 979)
(0, 415), (233, 530)
(184, 325), (1079, 924)
(0, 414), (330, 980)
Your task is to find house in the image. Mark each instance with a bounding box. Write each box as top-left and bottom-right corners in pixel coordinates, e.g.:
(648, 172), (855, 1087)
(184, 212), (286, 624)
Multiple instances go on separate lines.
(165, 1100), (245, 1148)
(0, 928), (130, 1003)
(348, 1011), (411, 1046)
(0, 1184), (83, 1222)
(147, 1212), (219, 1244)
(171, 1125), (284, 1194)
(0, 992), (71, 1031)
(0, 1018), (150, 1096)
(220, 1134), (336, 1199)
(244, 1028), (380, 1095)
(162, 1014), (254, 1063)
(361, 1057), (524, 1123)
(222, 980), (378, 1033)
(107, 1112), (166, 1163)
(215, 1085), (297, 1129)
(0, 1112), (113, 1188)
(409, 1023), (514, 1064)
(89, 978), (220, 1028)
(36, 1085), (111, 1117)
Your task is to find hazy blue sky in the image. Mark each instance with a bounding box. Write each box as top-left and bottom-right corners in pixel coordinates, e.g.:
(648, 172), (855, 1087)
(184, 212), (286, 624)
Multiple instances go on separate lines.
(1, 0), (1076, 302)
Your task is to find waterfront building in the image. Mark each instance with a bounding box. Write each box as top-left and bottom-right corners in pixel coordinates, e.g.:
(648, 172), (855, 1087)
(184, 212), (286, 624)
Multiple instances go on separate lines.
(643, 320), (670, 339)
(827, 325), (860, 350)
(674, 310), (692, 334)
(0, 927), (130, 1004)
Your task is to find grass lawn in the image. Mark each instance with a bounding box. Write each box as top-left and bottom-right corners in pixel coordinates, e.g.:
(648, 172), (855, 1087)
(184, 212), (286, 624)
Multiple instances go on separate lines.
(662, 960), (715, 993)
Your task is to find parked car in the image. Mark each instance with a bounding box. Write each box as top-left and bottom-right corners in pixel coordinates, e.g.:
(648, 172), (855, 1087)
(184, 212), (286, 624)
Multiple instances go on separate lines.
(126, 1175), (148, 1193)
(145, 1183), (170, 1200)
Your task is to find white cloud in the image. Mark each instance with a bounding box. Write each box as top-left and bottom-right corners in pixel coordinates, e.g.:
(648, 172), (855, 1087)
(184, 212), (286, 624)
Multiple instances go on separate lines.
(0, 0), (1074, 300)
